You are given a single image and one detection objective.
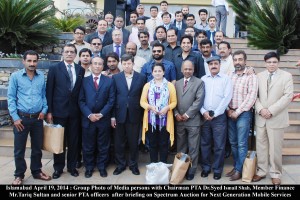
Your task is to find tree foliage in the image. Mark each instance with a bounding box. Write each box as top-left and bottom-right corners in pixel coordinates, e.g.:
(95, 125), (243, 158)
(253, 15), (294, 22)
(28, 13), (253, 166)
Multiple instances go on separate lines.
(247, 0), (298, 54)
(49, 16), (86, 32)
(228, 0), (299, 54)
(0, 0), (59, 53)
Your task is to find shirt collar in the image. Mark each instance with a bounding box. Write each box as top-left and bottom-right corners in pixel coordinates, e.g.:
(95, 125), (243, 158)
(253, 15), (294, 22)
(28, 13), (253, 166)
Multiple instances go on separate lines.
(64, 61), (74, 68)
(92, 74), (101, 79)
(21, 68), (39, 75)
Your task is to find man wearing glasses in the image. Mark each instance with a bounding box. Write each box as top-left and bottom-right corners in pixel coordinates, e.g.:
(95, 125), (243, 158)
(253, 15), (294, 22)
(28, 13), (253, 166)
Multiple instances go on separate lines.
(46, 44), (85, 179)
(90, 37), (103, 58)
(70, 26), (91, 63)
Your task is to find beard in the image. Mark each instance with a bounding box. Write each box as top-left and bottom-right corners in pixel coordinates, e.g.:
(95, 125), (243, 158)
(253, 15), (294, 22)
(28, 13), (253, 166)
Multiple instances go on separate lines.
(153, 54), (164, 60)
(234, 64), (245, 71)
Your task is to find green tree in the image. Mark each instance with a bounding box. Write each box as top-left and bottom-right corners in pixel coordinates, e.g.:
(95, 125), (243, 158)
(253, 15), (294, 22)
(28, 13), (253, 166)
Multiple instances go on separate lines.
(49, 16), (86, 32)
(248, 0), (298, 54)
(0, 0), (59, 53)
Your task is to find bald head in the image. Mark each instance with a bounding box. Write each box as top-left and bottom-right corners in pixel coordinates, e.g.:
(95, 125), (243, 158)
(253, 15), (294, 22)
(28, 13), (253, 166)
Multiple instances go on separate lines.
(125, 42), (137, 57)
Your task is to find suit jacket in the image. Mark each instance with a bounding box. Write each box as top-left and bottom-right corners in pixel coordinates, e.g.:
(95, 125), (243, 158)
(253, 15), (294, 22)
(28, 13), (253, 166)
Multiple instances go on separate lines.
(112, 71), (146, 123)
(85, 31), (113, 47)
(173, 20), (187, 31)
(255, 69), (293, 128)
(46, 61), (84, 118)
(109, 28), (130, 45)
(79, 75), (115, 128)
(174, 76), (205, 126)
(101, 43), (126, 59)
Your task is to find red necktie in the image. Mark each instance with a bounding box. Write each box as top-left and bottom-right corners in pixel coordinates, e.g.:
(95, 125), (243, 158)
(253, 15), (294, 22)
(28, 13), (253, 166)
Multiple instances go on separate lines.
(183, 79), (188, 92)
(94, 76), (99, 90)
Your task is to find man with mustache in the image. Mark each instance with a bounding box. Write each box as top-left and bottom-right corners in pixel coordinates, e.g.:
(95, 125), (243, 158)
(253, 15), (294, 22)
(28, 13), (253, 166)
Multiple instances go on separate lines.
(226, 50), (258, 181)
(8, 50), (51, 185)
(200, 39), (217, 75)
(219, 41), (234, 75)
(200, 55), (232, 180)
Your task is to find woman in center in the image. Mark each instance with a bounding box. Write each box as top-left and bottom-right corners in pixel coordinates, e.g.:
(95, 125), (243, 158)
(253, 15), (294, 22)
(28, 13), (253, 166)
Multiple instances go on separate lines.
(140, 62), (177, 163)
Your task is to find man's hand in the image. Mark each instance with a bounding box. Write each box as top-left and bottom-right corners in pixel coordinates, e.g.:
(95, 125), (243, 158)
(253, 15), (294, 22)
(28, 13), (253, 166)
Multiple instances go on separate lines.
(230, 112), (238, 120)
(14, 119), (24, 132)
(46, 113), (53, 124)
(203, 111), (213, 121)
(89, 114), (100, 122)
(182, 114), (189, 121)
(111, 118), (117, 128)
(175, 114), (184, 122)
(260, 108), (272, 119)
(38, 113), (44, 120)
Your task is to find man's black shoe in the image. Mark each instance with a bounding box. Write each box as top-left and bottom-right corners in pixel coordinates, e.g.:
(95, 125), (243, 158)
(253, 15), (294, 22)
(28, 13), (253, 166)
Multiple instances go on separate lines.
(213, 173), (222, 180)
(201, 170), (210, 178)
(113, 167), (126, 175)
(67, 169), (79, 177)
(99, 169), (107, 177)
(129, 167), (140, 175)
(52, 171), (62, 179)
(85, 170), (93, 178)
(186, 174), (194, 180)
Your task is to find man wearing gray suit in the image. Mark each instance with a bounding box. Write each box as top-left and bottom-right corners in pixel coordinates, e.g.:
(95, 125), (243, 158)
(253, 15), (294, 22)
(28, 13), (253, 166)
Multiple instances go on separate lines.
(174, 60), (205, 181)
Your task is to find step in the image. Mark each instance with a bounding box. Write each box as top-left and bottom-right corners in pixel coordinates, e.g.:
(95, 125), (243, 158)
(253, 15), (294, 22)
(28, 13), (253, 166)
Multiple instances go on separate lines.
(282, 147), (300, 164)
(224, 38), (248, 44)
(285, 121), (300, 133)
(290, 99), (300, 109)
(288, 109), (300, 120)
(283, 132), (300, 148)
(247, 54), (300, 62)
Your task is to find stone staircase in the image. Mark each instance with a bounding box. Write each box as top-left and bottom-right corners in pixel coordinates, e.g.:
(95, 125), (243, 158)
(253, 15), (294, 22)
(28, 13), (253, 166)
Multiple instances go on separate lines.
(0, 38), (300, 164)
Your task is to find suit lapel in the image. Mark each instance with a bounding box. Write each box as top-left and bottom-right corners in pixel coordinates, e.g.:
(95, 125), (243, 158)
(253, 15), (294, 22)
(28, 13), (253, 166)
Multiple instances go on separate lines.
(182, 77), (193, 96)
(269, 69), (281, 89)
(129, 72), (137, 93)
(121, 72), (129, 92)
(60, 62), (70, 79)
(88, 76), (95, 90)
(98, 75), (105, 91)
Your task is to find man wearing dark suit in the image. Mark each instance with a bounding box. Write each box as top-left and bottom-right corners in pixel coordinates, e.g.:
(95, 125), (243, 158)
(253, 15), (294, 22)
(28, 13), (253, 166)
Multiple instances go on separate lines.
(174, 11), (187, 31)
(85, 20), (113, 47)
(126, 0), (140, 26)
(79, 57), (115, 178)
(110, 16), (130, 45)
(46, 44), (85, 179)
(111, 54), (146, 176)
(101, 29), (126, 60)
(174, 60), (205, 181)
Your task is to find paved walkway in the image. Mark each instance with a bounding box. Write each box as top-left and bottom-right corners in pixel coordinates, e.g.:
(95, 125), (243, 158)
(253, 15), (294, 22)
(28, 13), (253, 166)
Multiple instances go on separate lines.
(1, 154), (299, 185)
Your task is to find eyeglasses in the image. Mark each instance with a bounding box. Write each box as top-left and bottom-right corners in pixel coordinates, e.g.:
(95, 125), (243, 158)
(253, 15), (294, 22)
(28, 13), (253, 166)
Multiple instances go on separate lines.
(152, 50), (162, 53)
(266, 61), (278, 64)
(64, 51), (75, 54)
(92, 43), (102, 46)
(74, 32), (84, 35)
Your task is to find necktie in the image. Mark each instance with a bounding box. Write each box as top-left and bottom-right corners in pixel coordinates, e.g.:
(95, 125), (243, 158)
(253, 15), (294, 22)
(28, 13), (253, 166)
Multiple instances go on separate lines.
(115, 45), (120, 57)
(210, 31), (214, 45)
(268, 73), (273, 89)
(94, 76), (99, 90)
(152, 18), (156, 33)
(67, 64), (73, 90)
(183, 79), (188, 92)
(177, 23), (181, 30)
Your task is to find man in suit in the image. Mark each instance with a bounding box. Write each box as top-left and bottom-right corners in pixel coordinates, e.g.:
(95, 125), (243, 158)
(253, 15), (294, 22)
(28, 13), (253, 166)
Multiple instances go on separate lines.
(253, 52), (293, 185)
(174, 11), (187, 31)
(46, 44), (85, 179)
(206, 16), (217, 46)
(111, 16), (130, 45)
(85, 20), (113, 47)
(101, 29), (126, 61)
(125, 0), (140, 26)
(111, 54), (146, 176)
(79, 57), (115, 178)
(174, 60), (205, 181)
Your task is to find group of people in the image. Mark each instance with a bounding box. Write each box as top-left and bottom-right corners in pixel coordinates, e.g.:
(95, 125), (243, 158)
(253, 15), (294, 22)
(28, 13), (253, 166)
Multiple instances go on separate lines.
(7, 1), (294, 186)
